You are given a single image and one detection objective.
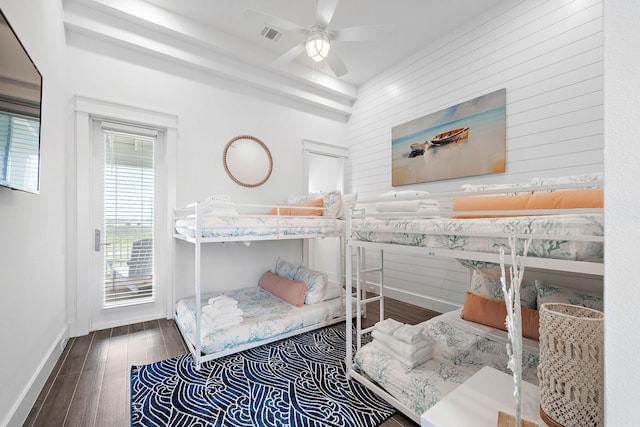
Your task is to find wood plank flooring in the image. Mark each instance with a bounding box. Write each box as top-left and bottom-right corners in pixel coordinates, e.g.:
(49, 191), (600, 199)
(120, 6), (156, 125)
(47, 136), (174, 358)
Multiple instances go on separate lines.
(24, 297), (440, 427)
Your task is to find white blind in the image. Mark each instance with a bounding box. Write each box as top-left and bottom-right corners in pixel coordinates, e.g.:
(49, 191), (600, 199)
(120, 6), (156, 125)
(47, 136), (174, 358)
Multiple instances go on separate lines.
(103, 128), (155, 305)
(0, 111), (40, 193)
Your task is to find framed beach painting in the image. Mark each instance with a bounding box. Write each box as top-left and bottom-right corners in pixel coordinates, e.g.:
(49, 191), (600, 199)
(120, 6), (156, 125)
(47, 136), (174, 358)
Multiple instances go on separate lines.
(391, 88), (506, 186)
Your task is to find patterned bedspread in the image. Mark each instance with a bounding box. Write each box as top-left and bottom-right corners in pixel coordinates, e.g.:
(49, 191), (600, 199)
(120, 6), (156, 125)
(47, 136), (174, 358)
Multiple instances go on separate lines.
(175, 287), (345, 354)
(352, 214), (603, 264)
(353, 310), (540, 416)
(175, 215), (343, 240)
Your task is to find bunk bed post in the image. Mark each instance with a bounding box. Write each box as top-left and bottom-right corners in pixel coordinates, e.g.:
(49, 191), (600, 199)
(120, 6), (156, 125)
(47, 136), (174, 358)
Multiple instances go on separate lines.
(379, 249), (384, 322)
(355, 247), (363, 350)
(345, 211), (353, 373)
(194, 202), (202, 370)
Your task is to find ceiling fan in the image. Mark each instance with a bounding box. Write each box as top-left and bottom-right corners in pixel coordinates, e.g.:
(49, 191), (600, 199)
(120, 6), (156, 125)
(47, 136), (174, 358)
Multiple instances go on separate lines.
(244, 0), (391, 77)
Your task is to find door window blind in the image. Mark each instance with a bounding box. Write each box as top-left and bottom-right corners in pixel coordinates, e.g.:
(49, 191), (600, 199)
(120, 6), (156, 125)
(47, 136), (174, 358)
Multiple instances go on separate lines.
(103, 129), (155, 305)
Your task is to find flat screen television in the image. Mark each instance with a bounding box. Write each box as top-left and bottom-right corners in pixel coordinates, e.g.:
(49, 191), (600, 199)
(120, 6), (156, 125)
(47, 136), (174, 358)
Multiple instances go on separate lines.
(0, 9), (42, 194)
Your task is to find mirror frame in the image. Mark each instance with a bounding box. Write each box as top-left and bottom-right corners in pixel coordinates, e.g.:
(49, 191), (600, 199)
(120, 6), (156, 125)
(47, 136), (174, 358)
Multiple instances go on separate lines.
(223, 135), (273, 187)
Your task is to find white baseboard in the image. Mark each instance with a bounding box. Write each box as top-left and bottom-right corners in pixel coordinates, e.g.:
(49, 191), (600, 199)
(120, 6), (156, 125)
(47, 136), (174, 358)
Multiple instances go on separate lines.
(3, 325), (69, 427)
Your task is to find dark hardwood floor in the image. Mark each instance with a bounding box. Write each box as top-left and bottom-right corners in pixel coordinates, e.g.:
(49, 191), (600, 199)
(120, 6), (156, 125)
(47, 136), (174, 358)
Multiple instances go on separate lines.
(24, 296), (439, 427)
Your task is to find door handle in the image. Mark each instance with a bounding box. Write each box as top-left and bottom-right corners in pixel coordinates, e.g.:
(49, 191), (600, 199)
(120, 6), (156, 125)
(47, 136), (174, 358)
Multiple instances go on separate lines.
(94, 228), (111, 251)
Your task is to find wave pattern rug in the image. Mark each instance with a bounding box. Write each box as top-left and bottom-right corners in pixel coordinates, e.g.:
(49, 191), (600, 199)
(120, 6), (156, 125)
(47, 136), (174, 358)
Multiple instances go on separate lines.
(130, 323), (395, 426)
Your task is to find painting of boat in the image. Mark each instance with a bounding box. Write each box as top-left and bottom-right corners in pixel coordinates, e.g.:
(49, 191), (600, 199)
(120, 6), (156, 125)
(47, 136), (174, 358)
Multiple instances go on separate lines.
(427, 126), (470, 147)
(408, 141), (427, 157)
(391, 88), (506, 185)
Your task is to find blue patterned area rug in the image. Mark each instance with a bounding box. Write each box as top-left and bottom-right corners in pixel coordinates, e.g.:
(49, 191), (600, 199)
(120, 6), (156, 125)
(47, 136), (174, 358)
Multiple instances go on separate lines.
(130, 323), (395, 426)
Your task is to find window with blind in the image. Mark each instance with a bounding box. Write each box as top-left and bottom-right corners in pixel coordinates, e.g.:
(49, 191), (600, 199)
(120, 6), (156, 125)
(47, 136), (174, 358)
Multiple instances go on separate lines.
(0, 111), (40, 193)
(103, 129), (155, 305)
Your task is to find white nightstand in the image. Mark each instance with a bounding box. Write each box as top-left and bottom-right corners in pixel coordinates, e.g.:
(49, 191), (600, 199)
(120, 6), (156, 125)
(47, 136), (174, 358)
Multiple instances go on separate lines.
(421, 366), (544, 427)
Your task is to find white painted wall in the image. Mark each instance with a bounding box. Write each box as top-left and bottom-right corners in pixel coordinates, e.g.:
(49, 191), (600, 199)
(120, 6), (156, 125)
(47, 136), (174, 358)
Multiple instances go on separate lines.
(4, 1), (638, 426)
(345, 0), (604, 312)
(0, 0), (68, 425)
(64, 33), (348, 303)
(603, 0), (640, 424)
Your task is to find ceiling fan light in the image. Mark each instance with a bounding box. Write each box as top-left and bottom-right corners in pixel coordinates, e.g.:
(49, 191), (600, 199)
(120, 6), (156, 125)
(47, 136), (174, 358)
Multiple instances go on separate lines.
(305, 32), (330, 62)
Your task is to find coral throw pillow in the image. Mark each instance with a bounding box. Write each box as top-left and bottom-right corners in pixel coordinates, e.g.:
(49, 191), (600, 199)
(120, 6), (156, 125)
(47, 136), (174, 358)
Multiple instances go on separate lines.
(460, 291), (540, 340)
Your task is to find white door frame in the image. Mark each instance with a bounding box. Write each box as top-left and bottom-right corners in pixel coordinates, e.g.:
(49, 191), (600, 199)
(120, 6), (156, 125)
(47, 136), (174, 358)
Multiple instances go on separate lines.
(70, 96), (177, 337)
(301, 139), (348, 284)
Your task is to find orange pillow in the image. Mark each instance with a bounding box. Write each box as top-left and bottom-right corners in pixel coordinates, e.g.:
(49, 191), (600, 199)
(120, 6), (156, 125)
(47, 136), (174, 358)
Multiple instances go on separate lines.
(258, 271), (307, 307)
(452, 188), (603, 218)
(460, 291), (540, 340)
(268, 198), (324, 216)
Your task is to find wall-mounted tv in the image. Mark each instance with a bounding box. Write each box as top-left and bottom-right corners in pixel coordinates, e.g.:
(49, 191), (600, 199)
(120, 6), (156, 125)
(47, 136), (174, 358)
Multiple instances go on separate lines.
(0, 9), (42, 194)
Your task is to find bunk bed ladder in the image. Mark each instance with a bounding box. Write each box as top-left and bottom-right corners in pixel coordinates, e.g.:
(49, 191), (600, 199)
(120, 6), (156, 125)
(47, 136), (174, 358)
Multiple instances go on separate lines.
(354, 246), (384, 350)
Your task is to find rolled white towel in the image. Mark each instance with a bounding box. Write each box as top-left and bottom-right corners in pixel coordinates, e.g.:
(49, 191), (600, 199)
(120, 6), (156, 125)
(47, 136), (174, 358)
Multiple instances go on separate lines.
(201, 314), (242, 330)
(208, 296), (239, 309)
(371, 329), (435, 360)
(370, 340), (434, 369)
(393, 324), (426, 344)
(375, 200), (440, 213)
(205, 195), (231, 203)
(378, 190), (430, 199)
(202, 304), (243, 319)
(374, 318), (403, 335)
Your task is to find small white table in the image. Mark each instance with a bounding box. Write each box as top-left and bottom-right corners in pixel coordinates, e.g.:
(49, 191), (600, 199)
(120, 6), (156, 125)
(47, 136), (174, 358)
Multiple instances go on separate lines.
(421, 366), (544, 427)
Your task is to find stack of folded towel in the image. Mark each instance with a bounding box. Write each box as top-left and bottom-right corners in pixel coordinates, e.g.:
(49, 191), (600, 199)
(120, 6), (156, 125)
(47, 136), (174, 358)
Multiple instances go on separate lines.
(201, 295), (243, 329)
(370, 318), (435, 369)
(202, 195), (238, 215)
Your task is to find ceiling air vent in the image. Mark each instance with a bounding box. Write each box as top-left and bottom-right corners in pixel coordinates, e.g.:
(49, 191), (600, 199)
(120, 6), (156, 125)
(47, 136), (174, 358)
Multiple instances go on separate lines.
(260, 26), (282, 42)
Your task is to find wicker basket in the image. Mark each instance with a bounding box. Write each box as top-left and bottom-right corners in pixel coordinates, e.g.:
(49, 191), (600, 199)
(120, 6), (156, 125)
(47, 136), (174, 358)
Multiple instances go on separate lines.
(537, 303), (604, 427)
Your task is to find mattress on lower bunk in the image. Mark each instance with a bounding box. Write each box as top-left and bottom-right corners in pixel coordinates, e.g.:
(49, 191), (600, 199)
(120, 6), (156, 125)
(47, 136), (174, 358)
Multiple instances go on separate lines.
(353, 310), (540, 416)
(175, 215), (344, 239)
(175, 286), (346, 354)
(352, 213), (603, 262)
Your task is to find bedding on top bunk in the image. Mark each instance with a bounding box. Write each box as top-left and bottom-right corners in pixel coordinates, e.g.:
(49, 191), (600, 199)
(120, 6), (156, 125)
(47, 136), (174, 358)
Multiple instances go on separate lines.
(175, 286), (345, 354)
(174, 191), (347, 239)
(351, 213), (604, 262)
(175, 215), (343, 239)
(353, 309), (540, 416)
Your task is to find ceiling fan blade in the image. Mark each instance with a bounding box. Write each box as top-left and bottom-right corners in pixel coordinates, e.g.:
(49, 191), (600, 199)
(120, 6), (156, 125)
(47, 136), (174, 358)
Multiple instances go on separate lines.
(272, 43), (306, 68)
(330, 25), (393, 42)
(326, 51), (348, 77)
(315, 0), (339, 28)
(243, 8), (307, 34)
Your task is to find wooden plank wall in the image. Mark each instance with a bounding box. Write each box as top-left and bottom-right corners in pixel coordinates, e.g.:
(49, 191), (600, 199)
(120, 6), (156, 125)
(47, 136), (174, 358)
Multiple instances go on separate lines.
(345, 0), (604, 312)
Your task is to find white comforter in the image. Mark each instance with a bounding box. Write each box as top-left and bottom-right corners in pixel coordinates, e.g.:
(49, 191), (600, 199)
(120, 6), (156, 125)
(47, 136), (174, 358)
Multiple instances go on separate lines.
(175, 286), (346, 354)
(354, 310), (540, 416)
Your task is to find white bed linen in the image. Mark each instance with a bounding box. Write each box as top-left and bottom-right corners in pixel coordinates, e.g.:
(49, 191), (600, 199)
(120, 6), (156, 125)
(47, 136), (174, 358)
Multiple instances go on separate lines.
(353, 310), (539, 416)
(352, 214), (603, 262)
(175, 215), (343, 239)
(175, 286), (346, 355)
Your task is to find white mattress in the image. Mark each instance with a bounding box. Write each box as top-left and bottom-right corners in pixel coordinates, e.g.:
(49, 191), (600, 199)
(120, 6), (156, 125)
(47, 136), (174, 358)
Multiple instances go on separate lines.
(175, 286), (346, 355)
(352, 213), (603, 262)
(353, 309), (540, 416)
(175, 215), (344, 240)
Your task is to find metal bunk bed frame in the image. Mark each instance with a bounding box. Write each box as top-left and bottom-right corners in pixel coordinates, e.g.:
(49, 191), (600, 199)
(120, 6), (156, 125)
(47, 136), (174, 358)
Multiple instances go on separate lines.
(173, 200), (346, 369)
(343, 182), (605, 423)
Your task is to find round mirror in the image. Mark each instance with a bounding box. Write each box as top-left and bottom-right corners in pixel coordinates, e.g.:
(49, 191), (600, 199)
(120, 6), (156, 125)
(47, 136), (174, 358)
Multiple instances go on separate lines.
(223, 135), (273, 187)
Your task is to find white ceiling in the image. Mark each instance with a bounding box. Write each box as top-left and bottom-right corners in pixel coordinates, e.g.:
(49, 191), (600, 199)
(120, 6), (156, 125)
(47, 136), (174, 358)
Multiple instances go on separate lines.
(63, 0), (505, 120)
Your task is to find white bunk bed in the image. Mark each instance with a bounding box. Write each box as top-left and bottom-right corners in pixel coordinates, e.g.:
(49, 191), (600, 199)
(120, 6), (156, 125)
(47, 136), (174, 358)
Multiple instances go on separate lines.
(173, 192), (348, 369)
(344, 176), (604, 423)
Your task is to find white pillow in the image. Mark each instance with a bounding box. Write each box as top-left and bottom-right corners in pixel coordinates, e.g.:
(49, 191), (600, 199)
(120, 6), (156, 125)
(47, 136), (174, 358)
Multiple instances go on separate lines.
(274, 257), (299, 280)
(470, 269), (537, 309)
(461, 183), (532, 192)
(378, 190), (429, 199)
(529, 172), (603, 187)
(323, 282), (344, 301)
(294, 266), (328, 305)
(286, 190), (344, 218)
(535, 280), (603, 311)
